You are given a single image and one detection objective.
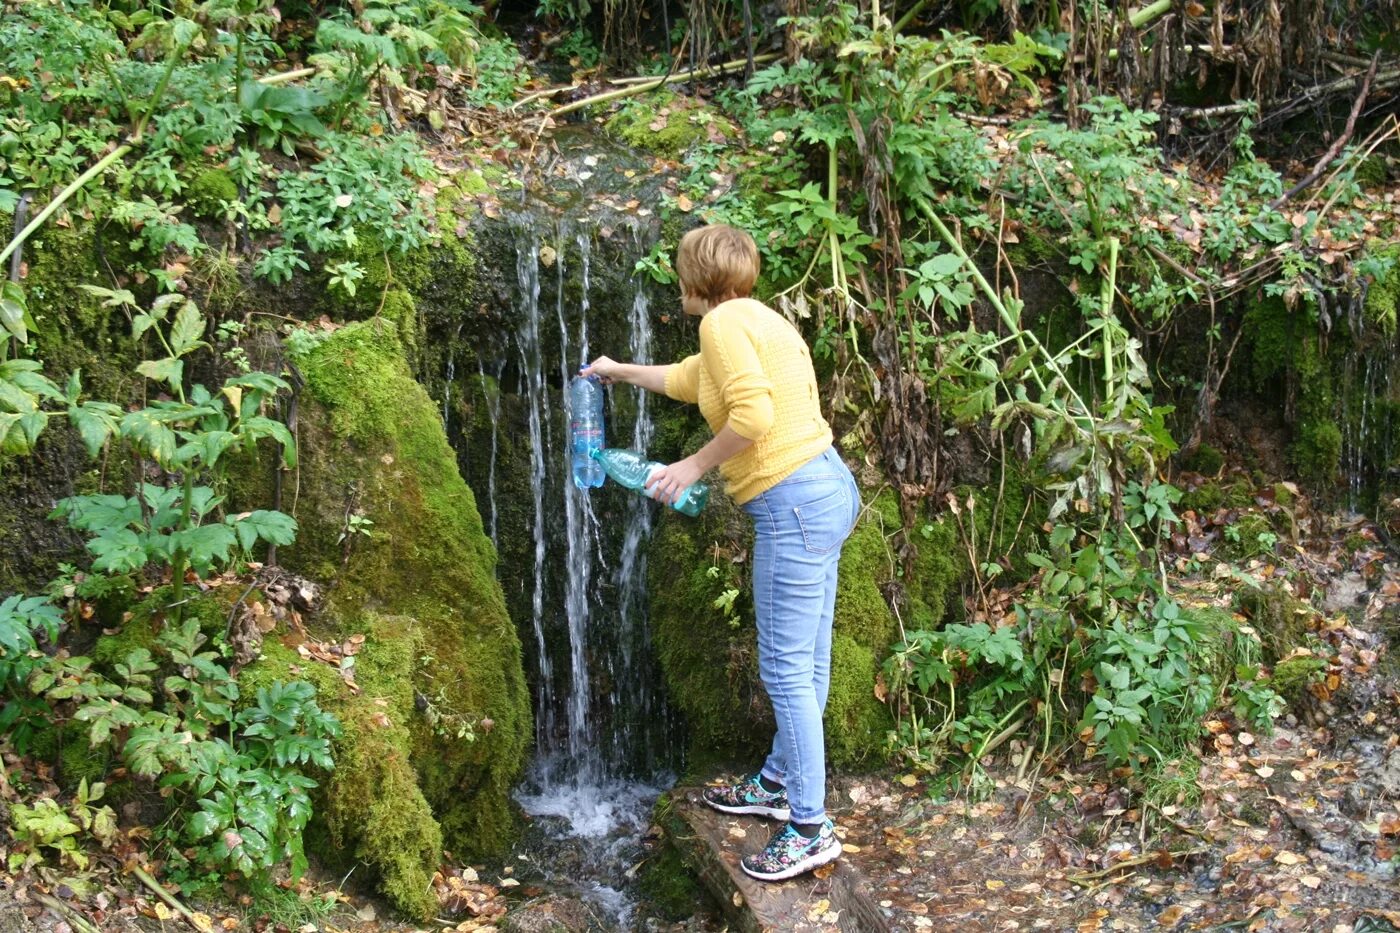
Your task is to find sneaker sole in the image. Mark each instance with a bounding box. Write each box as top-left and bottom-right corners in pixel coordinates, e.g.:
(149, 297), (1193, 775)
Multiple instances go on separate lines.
(702, 800), (791, 821)
(740, 841), (841, 882)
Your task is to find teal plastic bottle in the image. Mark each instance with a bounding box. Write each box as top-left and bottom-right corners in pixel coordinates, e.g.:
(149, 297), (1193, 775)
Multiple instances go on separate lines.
(591, 449), (710, 517)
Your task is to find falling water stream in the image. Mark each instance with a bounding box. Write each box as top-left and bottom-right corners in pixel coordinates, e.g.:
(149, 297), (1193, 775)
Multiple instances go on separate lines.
(442, 132), (685, 925)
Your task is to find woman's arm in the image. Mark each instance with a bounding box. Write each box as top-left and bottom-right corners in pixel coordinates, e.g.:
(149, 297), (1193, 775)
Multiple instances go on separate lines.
(644, 424), (753, 504)
(580, 356), (670, 394)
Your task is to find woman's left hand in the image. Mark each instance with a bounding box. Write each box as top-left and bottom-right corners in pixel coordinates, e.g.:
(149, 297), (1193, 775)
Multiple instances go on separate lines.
(645, 457), (704, 505)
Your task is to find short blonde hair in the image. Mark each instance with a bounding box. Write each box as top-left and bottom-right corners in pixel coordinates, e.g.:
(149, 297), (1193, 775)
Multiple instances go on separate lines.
(676, 225), (760, 303)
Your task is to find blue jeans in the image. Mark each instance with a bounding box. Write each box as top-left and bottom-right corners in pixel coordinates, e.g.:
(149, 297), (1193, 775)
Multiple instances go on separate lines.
(741, 446), (859, 824)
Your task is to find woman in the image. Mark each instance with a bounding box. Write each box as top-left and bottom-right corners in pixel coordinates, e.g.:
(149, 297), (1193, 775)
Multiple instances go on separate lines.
(582, 223), (859, 881)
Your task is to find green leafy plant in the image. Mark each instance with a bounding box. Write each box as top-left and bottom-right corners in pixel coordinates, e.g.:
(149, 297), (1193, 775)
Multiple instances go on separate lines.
(33, 618), (340, 881)
(7, 779), (116, 872)
(57, 289), (296, 616)
(0, 595), (64, 749)
(326, 260), (366, 298)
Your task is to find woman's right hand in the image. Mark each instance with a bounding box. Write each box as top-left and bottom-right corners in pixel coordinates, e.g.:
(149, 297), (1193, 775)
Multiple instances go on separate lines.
(581, 356), (625, 385)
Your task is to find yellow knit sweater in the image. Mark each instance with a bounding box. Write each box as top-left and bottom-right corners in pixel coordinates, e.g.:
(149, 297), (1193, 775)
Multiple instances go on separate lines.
(663, 298), (833, 504)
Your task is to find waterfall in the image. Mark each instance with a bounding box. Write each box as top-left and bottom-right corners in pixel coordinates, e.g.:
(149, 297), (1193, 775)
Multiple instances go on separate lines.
(513, 219), (556, 748)
(430, 132), (684, 922)
(476, 355), (503, 548)
(499, 205), (676, 842)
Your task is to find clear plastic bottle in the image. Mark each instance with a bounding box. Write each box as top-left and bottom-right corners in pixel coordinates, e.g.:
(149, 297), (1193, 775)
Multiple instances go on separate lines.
(591, 448), (710, 517)
(569, 375), (605, 489)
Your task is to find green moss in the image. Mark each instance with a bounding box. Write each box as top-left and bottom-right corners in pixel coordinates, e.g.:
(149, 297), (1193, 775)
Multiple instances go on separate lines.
(237, 627), (441, 921)
(1355, 155), (1388, 189)
(254, 319), (529, 903)
(1271, 656), (1326, 709)
(604, 91), (737, 159)
(29, 722), (113, 791)
(186, 168), (238, 219)
(1292, 420), (1342, 484)
(1180, 481), (1224, 514)
(640, 792), (710, 919)
(1362, 240), (1399, 335)
(58, 726), (112, 790)
(453, 168), (491, 196)
(1182, 444), (1225, 476)
(92, 587), (225, 672)
(377, 289), (419, 359)
(1236, 585), (1315, 663)
(1222, 512), (1277, 560)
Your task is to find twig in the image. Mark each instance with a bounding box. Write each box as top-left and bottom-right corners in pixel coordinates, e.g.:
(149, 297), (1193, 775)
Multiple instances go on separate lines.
(132, 866), (213, 932)
(605, 53), (782, 86)
(509, 84), (580, 109)
(257, 67), (317, 86)
(1268, 53), (1381, 209)
(1066, 846), (1208, 884)
(1146, 243), (1211, 289)
(33, 893), (101, 933)
(1145, 800), (1216, 842)
(549, 54), (779, 118)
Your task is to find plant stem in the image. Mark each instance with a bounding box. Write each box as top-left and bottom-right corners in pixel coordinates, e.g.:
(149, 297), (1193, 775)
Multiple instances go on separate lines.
(169, 468), (197, 623)
(0, 144), (133, 270)
(549, 54), (780, 117)
(1100, 237), (1119, 390)
(893, 0), (932, 33)
(1127, 0), (1173, 29)
(131, 866), (212, 932)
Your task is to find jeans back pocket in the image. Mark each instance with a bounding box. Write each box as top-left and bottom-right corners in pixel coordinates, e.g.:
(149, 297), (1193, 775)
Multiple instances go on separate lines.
(793, 487), (852, 554)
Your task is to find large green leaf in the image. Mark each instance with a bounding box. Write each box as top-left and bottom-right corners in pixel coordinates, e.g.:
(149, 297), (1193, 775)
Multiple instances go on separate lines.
(227, 510), (297, 552)
(68, 401), (122, 458)
(0, 281), (27, 344)
(136, 358), (184, 393)
(169, 301), (207, 357)
(87, 528), (149, 574)
(51, 493), (141, 532)
(169, 523), (237, 572)
(241, 416), (297, 468)
(120, 409), (179, 464)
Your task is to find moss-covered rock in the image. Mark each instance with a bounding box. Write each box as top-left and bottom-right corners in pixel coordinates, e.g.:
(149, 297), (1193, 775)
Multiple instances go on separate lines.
(604, 91), (737, 159)
(1292, 419), (1343, 485)
(238, 622), (442, 921)
(1236, 584), (1316, 663)
(246, 318), (530, 917)
(1271, 655), (1327, 710)
(1181, 443), (1225, 476)
(186, 168), (238, 219)
(92, 587), (225, 673)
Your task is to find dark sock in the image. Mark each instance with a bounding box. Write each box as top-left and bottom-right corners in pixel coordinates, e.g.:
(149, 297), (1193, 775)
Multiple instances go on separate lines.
(790, 821), (821, 838)
(757, 774), (784, 794)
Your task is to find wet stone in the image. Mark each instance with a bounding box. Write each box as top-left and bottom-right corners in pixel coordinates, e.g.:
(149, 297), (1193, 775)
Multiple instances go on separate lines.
(502, 894), (594, 933)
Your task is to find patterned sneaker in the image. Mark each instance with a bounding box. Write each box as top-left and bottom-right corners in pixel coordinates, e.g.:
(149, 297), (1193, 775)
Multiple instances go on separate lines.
(701, 773), (791, 821)
(741, 819), (841, 882)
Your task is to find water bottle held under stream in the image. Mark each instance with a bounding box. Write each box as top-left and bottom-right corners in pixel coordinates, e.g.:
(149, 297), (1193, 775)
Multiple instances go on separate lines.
(569, 375), (605, 489)
(591, 448), (710, 517)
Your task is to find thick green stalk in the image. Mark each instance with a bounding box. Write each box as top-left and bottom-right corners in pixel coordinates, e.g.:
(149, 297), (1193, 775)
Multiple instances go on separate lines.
(1100, 237), (1119, 390)
(0, 144), (132, 269)
(893, 0), (932, 34)
(168, 468), (197, 623)
(1128, 0), (1173, 29)
(0, 34), (192, 271)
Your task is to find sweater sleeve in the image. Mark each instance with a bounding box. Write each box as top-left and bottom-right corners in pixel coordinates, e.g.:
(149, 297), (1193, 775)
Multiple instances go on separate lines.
(699, 307), (775, 441)
(663, 354), (702, 403)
